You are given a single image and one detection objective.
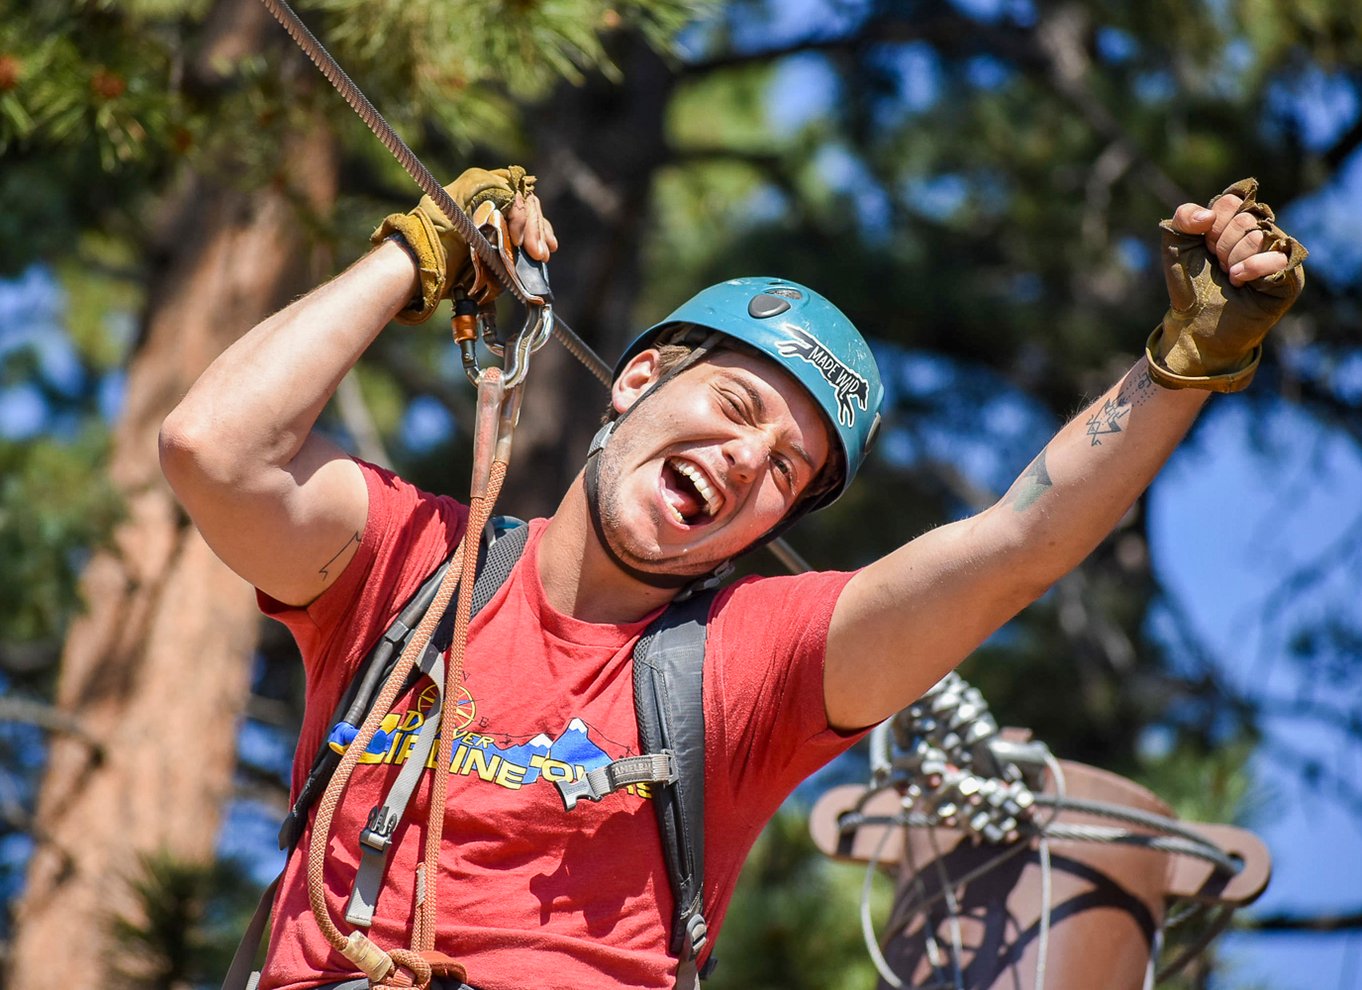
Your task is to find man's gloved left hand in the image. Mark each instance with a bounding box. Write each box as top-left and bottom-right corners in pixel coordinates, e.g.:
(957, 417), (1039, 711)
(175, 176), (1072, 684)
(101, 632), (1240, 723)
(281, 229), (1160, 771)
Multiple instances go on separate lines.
(1146, 177), (1308, 392)
(371, 165), (556, 325)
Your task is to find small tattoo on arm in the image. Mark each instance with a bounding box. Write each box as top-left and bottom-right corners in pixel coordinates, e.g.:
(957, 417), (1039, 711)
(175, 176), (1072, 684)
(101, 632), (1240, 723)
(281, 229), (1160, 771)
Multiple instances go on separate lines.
(320, 532), (361, 581)
(1003, 449), (1053, 513)
(1084, 397), (1130, 446)
(1084, 366), (1155, 447)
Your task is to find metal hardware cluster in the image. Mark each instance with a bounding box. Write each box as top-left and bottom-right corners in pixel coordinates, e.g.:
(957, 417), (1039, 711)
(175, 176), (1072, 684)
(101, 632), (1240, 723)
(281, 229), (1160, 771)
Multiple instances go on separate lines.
(875, 672), (1046, 844)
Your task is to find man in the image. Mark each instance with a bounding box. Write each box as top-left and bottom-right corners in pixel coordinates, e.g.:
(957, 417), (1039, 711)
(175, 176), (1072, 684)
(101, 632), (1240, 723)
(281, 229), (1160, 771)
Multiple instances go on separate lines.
(159, 167), (1303, 990)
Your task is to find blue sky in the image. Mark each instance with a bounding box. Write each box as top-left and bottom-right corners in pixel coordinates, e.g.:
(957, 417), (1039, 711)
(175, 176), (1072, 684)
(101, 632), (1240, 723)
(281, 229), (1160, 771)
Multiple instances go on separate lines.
(1152, 402), (1362, 990)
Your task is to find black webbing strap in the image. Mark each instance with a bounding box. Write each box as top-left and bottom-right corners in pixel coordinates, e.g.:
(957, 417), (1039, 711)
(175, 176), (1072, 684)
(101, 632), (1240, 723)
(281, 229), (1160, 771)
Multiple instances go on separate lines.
(632, 590), (717, 984)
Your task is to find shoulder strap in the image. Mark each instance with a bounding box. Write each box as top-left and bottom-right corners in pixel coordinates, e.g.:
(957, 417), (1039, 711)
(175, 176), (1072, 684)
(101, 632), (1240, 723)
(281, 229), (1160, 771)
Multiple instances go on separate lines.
(343, 521), (530, 927)
(277, 520), (529, 853)
(633, 590), (717, 984)
(225, 521), (529, 990)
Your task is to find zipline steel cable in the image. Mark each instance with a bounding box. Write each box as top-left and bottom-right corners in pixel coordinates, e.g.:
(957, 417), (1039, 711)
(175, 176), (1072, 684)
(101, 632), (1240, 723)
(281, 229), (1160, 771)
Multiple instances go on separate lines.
(257, 0), (814, 577)
(257, 0), (605, 378)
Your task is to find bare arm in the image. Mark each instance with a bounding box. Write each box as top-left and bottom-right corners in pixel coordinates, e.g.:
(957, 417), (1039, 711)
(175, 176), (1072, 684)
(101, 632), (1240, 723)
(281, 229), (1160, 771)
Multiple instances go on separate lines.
(159, 241), (417, 606)
(824, 359), (1206, 729)
(160, 178), (557, 607)
(823, 189), (1299, 730)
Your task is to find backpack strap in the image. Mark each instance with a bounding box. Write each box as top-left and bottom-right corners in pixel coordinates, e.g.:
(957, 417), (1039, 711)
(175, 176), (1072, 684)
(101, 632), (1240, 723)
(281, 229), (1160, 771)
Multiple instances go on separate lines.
(278, 520), (528, 853)
(635, 590), (717, 983)
(552, 589), (718, 984)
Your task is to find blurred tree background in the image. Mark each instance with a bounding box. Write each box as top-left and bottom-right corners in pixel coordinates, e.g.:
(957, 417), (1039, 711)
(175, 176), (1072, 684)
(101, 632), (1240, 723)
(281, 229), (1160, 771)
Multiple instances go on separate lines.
(1, 0), (1359, 987)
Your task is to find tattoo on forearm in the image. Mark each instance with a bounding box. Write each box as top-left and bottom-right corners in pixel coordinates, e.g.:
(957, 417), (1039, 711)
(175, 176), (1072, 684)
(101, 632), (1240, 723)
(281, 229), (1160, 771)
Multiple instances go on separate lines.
(1084, 398), (1130, 445)
(1003, 449), (1053, 513)
(320, 532), (360, 581)
(1084, 366), (1155, 447)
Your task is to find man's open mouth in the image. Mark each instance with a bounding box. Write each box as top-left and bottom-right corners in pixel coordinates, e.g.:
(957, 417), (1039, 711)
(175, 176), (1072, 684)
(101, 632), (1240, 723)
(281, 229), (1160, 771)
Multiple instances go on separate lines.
(660, 457), (723, 526)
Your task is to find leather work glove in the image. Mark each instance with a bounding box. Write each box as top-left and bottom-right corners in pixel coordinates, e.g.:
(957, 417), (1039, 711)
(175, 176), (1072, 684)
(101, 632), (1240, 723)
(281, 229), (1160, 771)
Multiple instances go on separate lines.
(371, 165), (536, 324)
(1146, 177), (1307, 392)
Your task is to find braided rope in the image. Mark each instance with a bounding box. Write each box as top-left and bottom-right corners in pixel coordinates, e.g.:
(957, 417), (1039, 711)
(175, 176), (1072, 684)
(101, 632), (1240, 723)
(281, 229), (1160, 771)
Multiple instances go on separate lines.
(414, 456), (508, 949)
(377, 949), (432, 990)
(305, 538), (469, 967)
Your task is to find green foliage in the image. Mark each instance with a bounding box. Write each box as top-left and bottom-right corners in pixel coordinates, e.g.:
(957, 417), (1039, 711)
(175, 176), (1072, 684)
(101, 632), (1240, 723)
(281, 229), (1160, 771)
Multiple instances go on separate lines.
(108, 852), (261, 990)
(0, 4), (175, 167)
(0, 0), (705, 275)
(54, 233), (144, 370)
(1137, 736), (1263, 828)
(293, 0), (703, 151)
(0, 429), (122, 648)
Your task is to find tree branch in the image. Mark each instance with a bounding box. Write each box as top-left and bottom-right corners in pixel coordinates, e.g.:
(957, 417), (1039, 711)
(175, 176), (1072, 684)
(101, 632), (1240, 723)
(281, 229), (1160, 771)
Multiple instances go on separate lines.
(0, 697), (104, 758)
(681, 5), (1189, 208)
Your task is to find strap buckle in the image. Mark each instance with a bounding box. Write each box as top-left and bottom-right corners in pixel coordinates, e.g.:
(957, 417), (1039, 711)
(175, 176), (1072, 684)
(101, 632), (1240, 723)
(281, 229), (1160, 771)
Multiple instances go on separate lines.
(556, 752), (678, 810)
(359, 806), (399, 853)
(685, 912), (709, 955)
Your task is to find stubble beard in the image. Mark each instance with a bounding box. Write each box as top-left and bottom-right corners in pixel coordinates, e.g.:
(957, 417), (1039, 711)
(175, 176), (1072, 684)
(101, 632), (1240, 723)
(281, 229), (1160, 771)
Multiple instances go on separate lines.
(593, 432), (665, 569)
(591, 428), (721, 582)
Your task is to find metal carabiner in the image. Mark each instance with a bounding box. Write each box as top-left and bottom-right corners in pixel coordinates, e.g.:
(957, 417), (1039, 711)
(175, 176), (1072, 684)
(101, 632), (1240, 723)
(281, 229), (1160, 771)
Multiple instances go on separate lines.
(502, 302), (555, 390)
(459, 205), (555, 387)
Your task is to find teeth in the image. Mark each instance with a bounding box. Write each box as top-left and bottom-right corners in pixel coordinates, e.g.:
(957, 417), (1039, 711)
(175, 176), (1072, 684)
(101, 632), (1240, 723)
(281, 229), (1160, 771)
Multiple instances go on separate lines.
(673, 460), (720, 517)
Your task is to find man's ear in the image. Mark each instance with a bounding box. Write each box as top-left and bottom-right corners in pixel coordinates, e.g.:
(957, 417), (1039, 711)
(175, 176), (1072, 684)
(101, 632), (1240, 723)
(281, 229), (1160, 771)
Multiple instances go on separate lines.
(611, 348), (663, 415)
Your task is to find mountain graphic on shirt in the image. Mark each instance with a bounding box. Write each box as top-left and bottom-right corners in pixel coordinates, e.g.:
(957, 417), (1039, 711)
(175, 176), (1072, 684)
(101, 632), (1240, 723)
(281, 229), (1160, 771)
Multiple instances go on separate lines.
(548, 717), (613, 770)
(462, 718), (615, 789)
(494, 733), (553, 785)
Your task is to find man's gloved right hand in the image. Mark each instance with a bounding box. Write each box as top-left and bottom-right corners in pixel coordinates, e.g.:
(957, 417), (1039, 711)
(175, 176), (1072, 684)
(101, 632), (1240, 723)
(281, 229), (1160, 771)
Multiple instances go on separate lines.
(371, 166), (536, 325)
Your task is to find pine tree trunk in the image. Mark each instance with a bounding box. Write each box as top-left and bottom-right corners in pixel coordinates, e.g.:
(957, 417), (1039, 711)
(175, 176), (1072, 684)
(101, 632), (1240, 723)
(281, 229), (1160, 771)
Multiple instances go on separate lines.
(9, 6), (338, 981)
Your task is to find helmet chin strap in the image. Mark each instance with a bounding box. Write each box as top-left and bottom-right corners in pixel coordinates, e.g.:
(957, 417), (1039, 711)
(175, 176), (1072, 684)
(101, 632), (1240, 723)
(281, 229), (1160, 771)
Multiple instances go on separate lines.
(584, 335), (735, 597)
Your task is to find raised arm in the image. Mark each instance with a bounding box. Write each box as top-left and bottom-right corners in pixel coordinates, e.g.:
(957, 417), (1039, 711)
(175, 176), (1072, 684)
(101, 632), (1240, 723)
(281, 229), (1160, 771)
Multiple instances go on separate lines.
(824, 179), (1306, 730)
(159, 168), (556, 606)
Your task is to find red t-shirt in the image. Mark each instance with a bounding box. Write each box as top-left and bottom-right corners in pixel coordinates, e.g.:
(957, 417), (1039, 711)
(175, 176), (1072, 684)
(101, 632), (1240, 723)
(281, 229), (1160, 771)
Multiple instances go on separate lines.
(258, 461), (861, 990)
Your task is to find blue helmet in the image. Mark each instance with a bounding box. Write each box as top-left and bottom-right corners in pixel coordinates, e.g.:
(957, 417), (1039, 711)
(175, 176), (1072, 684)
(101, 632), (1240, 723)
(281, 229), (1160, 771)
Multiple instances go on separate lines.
(616, 277), (883, 510)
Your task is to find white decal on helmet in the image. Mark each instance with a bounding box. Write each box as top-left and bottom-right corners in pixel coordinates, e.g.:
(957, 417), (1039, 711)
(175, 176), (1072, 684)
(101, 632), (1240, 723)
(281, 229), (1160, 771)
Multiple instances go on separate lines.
(775, 328), (870, 428)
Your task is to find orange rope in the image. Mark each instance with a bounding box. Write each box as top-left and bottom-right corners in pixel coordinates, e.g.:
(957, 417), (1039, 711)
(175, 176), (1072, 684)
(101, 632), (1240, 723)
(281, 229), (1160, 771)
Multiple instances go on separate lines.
(307, 361), (515, 986)
(414, 457), (508, 950)
(306, 538), (469, 964)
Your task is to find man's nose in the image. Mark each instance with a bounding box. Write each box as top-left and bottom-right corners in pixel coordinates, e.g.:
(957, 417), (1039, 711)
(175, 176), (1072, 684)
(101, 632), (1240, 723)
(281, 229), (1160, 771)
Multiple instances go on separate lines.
(724, 431), (768, 483)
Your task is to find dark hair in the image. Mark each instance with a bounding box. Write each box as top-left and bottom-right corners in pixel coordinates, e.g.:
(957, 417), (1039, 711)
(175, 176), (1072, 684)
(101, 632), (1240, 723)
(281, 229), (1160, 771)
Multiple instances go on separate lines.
(601, 339), (700, 425)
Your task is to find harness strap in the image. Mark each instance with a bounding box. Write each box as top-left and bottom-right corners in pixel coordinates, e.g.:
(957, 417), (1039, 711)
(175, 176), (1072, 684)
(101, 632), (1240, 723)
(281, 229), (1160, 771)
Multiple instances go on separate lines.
(223, 873), (280, 990)
(224, 524), (531, 990)
(633, 592), (715, 972)
(279, 551), (458, 853)
(346, 651), (446, 927)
